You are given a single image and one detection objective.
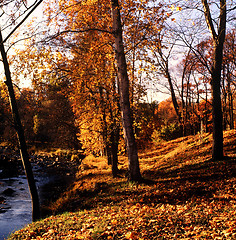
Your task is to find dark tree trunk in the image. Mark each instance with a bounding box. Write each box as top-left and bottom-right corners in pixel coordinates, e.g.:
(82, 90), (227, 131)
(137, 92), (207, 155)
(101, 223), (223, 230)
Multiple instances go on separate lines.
(222, 66), (227, 130)
(205, 83), (209, 133)
(110, 75), (121, 178)
(111, 0), (142, 181)
(165, 68), (181, 123)
(211, 52), (224, 160)
(99, 86), (112, 165)
(0, 30), (40, 221)
(202, 0), (226, 160)
(111, 127), (119, 177)
(227, 69), (234, 129)
(229, 91), (234, 129)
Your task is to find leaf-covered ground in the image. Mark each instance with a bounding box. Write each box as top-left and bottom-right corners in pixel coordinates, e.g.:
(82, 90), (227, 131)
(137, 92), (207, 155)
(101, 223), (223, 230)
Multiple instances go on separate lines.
(8, 130), (236, 239)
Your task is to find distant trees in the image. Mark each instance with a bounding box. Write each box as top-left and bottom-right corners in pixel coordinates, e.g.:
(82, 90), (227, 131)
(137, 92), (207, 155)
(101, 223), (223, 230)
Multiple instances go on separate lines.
(147, 0), (235, 161)
(0, 87), (7, 140)
(222, 30), (236, 130)
(179, 30), (236, 136)
(134, 101), (159, 148)
(21, 86), (80, 149)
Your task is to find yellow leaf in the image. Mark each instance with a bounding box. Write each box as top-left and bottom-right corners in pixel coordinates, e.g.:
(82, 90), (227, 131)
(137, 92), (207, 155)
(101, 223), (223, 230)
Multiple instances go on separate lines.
(170, 5), (175, 11)
(111, 219), (118, 225)
(125, 231), (138, 239)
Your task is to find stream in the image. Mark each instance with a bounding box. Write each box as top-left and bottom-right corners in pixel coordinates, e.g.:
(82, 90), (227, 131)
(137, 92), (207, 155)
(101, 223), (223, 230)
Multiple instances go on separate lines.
(0, 164), (57, 240)
(0, 149), (80, 240)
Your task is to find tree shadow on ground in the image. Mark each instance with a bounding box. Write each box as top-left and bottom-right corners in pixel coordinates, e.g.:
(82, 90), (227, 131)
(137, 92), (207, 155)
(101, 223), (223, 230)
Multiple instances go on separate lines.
(139, 157), (236, 204)
(45, 157), (236, 215)
(143, 157), (236, 181)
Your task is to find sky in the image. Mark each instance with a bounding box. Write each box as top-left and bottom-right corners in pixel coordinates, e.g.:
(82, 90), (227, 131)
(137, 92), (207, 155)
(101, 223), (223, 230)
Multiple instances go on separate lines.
(0, 0), (44, 87)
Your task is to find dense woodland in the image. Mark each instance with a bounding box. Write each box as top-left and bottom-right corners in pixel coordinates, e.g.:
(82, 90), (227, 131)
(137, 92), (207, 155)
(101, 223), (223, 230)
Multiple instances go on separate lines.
(0, 0), (235, 197)
(1, 0), (235, 155)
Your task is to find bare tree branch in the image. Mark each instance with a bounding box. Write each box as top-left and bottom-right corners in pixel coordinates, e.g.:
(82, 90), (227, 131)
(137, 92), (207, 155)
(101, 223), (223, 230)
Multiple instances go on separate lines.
(2, 0), (43, 44)
(201, 0), (217, 40)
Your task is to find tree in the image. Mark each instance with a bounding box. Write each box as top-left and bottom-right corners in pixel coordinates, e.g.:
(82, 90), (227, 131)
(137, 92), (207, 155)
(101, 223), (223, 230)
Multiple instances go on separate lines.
(0, 0), (43, 221)
(178, 41), (212, 135)
(42, 0), (144, 180)
(111, 0), (142, 181)
(0, 89), (6, 139)
(151, 38), (182, 123)
(150, 0), (233, 160)
(181, 31), (236, 134)
(0, 30), (40, 221)
(13, 0), (121, 176)
(11, 0), (166, 180)
(222, 30), (236, 130)
(201, 0), (226, 160)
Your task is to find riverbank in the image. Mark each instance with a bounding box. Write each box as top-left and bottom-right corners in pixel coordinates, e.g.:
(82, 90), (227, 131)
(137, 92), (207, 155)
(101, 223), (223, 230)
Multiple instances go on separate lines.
(0, 149), (81, 211)
(8, 131), (236, 239)
(0, 149), (83, 239)
(32, 151), (81, 217)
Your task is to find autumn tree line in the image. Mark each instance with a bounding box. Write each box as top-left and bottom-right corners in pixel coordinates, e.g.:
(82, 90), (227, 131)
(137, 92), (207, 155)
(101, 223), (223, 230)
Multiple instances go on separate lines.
(1, 0), (236, 157)
(0, 1), (236, 183)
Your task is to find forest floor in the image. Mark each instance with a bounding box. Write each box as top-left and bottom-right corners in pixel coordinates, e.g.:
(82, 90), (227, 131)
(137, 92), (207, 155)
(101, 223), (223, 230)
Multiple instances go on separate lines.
(8, 130), (236, 239)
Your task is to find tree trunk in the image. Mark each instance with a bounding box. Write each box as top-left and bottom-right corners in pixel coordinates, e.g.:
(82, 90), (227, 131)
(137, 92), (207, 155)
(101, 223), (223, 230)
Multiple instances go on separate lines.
(165, 67), (181, 123)
(0, 30), (40, 221)
(205, 83), (209, 133)
(99, 86), (112, 165)
(201, 0), (226, 160)
(111, 0), (142, 181)
(227, 68), (234, 129)
(211, 53), (224, 160)
(156, 46), (181, 124)
(111, 127), (119, 177)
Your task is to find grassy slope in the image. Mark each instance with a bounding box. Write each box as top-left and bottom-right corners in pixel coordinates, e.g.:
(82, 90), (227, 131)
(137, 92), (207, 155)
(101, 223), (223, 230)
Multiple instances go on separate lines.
(9, 130), (236, 239)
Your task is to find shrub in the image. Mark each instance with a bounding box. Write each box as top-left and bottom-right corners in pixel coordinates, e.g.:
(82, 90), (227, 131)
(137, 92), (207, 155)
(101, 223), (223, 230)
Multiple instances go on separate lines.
(152, 123), (182, 142)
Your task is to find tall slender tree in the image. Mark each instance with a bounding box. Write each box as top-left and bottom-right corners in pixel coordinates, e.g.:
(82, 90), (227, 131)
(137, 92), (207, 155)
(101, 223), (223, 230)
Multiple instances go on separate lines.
(0, 29), (40, 221)
(111, 0), (142, 181)
(0, 0), (43, 221)
(201, 0), (226, 160)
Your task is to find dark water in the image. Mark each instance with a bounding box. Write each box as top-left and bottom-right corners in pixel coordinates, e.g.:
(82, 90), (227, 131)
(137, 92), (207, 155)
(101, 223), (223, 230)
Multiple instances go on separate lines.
(0, 164), (54, 240)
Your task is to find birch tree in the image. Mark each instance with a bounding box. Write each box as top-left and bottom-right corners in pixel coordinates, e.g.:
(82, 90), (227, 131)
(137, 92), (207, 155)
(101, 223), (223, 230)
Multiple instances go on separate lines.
(111, 0), (142, 181)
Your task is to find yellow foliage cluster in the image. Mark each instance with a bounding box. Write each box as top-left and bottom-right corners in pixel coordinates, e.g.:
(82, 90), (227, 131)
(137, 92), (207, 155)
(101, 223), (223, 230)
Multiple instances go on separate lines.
(81, 0), (98, 5)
